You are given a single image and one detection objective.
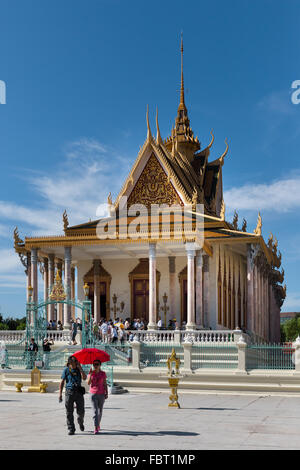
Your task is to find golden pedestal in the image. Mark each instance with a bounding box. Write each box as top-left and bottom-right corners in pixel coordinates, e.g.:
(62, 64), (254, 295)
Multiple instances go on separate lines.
(168, 377), (180, 408)
(15, 382), (23, 392)
(27, 366), (48, 393)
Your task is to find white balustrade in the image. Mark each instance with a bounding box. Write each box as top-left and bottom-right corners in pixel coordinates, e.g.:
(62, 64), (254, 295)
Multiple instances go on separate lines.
(0, 330), (71, 344)
(0, 328), (238, 345)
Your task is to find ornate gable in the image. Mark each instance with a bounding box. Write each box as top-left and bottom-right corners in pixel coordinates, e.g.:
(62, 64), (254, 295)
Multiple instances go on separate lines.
(127, 153), (183, 209)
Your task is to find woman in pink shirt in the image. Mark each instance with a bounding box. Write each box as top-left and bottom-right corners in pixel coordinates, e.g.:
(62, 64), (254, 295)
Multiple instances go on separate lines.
(87, 360), (108, 434)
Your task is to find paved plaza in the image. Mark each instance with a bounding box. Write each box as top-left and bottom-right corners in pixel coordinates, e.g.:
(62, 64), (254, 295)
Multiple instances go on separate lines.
(1, 389), (300, 450)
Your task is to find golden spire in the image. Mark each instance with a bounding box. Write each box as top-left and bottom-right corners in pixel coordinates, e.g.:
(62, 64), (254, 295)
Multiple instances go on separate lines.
(156, 107), (163, 145)
(146, 104), (153, 142)
(179, 33), (185, 110)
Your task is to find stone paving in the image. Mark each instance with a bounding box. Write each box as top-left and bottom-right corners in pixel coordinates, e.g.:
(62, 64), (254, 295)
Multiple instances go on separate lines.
(1, 389), (300, 450)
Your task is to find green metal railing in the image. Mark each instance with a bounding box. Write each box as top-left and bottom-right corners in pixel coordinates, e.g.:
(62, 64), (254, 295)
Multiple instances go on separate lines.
(192, 343), (239, 370)
(140, 343), (184, 368)
(246, 343), (295, 370)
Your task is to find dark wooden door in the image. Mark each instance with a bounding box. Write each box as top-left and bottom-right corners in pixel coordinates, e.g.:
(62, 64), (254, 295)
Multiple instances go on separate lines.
(133, 279), (149, 321)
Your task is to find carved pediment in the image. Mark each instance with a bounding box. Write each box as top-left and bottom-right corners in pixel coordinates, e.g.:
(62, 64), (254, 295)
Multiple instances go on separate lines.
(127, 153), (183, 209)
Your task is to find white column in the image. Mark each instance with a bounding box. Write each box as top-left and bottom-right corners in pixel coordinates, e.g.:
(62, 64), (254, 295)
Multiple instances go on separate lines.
(26, 251), (31, 303)
(148, 243), (157, 330)
(195, 250), (203, 327)
(63, 246), (72, 329)
(56, 261), (63, 324)
(246, 244), (254, 333)
(94, 259), (101, 323)
(186, 244), (196, 330)
(31, 248), (38, 304)
(203, 254), (210, 328)
(43, 257), (49, 303)
(168, 256), (176, 325)
(31, 248), (38, 327)
(48, 254), (55, 323)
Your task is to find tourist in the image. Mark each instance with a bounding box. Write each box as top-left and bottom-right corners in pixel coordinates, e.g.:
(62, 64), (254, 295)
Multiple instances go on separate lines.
(42, 337), (54, 370)
(100, 320), (108, 343)
(157, 317), (162, 330)
(27, 337), (38, 369)
(107, 321), (112, 343)
(111, 323), (118, 343)
(70, 318), (77, 345)
(57, 320), (63, 331)
(87, 360), (108, 434)
(59, 355), (87, 435)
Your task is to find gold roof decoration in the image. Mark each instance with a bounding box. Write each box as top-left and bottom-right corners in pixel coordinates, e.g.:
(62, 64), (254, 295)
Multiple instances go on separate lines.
(156, 107), (163, 145)
(219, 138), (229, 166)
(146, 105), (153, 143)
(242, 218), (247, 232)
(49, 270), (67, 301)
(232, 211), (239, 230)
(14, 227), (24, 249)
(63, 210), (69, 232)
(254, 212), (262, 236)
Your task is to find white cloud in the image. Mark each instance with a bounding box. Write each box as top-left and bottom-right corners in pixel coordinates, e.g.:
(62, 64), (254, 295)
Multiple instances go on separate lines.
(257, 90), (295, 116)
(0, 137), (129, 237)
(282, 292), (300, 312)
(224, 173), (300, 213)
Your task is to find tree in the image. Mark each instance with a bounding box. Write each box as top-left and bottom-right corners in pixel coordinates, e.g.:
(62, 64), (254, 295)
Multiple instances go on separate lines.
(282, 315), (300, 342)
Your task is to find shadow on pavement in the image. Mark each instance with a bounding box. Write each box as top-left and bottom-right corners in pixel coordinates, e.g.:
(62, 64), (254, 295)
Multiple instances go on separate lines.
(85, 430), (199, 437)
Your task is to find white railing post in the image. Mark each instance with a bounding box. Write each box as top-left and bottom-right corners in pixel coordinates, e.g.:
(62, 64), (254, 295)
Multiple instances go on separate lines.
(182, 337), (193, 373)
(131, 338), (141, 371)
(236, 335), (247, 374)
(292, 336), (300, 373)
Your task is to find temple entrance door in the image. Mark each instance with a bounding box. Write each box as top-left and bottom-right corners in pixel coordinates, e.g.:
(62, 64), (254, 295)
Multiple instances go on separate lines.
(133, 279), (149, 322)
(100, 282), (107, 319)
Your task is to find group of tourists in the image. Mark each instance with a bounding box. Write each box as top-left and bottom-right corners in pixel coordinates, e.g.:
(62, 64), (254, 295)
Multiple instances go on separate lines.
(59, 355), (108, 435)
(47, 319), (64, 330)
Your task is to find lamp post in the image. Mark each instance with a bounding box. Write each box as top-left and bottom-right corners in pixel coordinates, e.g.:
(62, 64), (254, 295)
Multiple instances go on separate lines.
(82, 283), (92, 347)
(110, 293), (119, 321)
(161, 292), (169, 329)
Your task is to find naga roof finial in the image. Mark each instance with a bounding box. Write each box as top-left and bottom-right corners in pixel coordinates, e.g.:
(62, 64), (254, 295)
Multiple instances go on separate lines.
(254, 212), (262, 236)
(156, 107), (163, 145)
(63, 210), (69, 232)
(146, 104), (153, 142)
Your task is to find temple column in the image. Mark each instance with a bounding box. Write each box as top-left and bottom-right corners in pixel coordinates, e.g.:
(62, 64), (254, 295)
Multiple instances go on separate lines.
(148, 243), (157, 330)
(71, 266), (76, 319)
(246, 244), (254, 333)
(168, 256), (176, 326)
(43, 257), (49, 306)
(186, 244), (196, 330)
(94, 260), (101, 324)
(48, 254), (55, 323)
(203, 254), (210, 329)
(26, 251), (32, 303)
(56, 261), (63, 324)
(63, 246), (72, 329)
(31, 248), (38, 304)
(195, 250), (203, 328)
(31, 248), (38, 327)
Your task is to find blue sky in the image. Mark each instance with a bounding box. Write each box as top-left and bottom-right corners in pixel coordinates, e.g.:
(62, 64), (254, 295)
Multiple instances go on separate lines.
(0, 0), (299, 317)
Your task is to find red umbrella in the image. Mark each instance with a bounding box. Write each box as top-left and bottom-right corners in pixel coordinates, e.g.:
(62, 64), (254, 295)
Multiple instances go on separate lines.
(72, 348), (110, 365)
